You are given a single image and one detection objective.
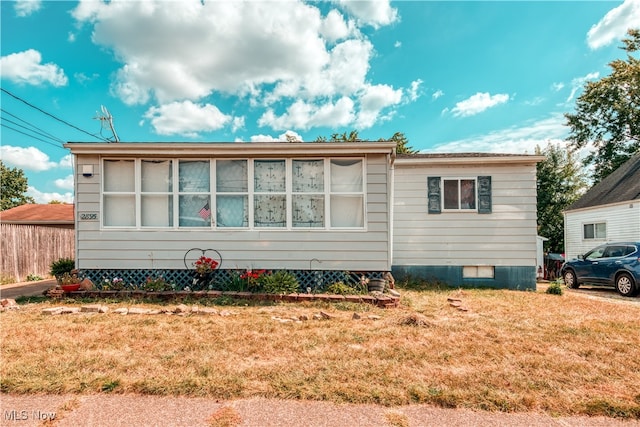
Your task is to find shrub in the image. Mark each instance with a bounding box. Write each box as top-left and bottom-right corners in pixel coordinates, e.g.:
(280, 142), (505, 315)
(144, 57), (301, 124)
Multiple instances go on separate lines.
(326, 281), (359, 295)
(26, 274), (43, 282)
(261, 270), (300, 294)
(546, 281), (563, 295)
(49, 257), (75, 278)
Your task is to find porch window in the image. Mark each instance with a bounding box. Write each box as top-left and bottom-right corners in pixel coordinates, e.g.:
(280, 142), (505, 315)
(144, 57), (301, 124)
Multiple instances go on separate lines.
(178, 160), (210, 227)
(584, 222), (606, 240)
(101, 157), (365, 229)
(216, 160), (248, 227)
(141, 160), (172, 227)
(103, 160), (135, 227)
(254, 160), (286, 227)
(292, 159), (324, 227)
(330, 159), (364, 227)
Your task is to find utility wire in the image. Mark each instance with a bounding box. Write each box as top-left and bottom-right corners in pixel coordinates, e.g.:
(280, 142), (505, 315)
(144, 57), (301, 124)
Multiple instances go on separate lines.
(0, 123), (66, 149)
(1, 108), (66, 144)
(1, 116), (65, 146)
(1, 87), (110, 142)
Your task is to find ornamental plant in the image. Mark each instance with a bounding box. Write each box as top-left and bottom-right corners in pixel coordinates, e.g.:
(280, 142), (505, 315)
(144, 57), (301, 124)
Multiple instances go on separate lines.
(240, 269), (267, 292)
(194, 256), (219, 275)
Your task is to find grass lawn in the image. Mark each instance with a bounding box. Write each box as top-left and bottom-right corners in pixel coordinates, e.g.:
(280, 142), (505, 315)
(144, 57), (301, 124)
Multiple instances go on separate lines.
(1, 285), (639, 418)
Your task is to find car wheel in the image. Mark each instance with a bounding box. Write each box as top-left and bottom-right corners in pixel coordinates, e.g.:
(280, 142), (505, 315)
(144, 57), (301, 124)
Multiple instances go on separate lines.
(563, 270), (579, 289)
(615, 273), (637, 297)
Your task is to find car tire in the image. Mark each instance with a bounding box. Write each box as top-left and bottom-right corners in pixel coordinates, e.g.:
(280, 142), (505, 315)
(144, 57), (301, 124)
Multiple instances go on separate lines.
(563, 270), (579, 289)
(615, 273), (637, 297)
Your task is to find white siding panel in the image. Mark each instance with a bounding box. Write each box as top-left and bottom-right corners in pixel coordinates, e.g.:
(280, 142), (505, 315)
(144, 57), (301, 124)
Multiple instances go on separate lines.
(393, 162), (538, 267)
(564, 201), (640, 260)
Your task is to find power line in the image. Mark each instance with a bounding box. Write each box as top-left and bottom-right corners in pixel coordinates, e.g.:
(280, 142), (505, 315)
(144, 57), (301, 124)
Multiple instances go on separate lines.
(0, 123), (66, 149)
(1, 108), (66, 145)
(1, 87), (111, 142)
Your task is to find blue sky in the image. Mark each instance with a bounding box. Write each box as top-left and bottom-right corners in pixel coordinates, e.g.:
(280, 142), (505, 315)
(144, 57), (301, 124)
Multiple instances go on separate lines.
(1, 0), (639, 204)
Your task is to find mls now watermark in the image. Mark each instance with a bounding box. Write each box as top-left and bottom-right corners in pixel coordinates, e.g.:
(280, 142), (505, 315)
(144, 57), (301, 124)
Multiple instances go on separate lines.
(4, 410), (56, 422)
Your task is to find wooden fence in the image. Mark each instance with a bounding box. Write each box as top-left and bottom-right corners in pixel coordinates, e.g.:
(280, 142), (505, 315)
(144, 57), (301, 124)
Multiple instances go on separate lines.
(1, 224), (75, 283)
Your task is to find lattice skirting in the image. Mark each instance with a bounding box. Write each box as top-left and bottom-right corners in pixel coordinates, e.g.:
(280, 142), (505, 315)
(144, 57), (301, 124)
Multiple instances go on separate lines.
(80, 269), (384, 292)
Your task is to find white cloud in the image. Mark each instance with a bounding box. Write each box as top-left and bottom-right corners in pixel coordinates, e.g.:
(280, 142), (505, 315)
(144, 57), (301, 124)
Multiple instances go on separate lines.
(0, 145), (60, 171)
(448, 92), (510, 118)
(143, 101), (233, 137)
(566, 72), (599, 103)
(231, 116), (245, 133)
(587, 0), (640, 49)
(432, 113), (570, 155)
(407, 79), (423, 102)
(320, 10), (353, 43)
(258, 97), (355, 130)
(335, 0), (399, 29)
(70, 0), (415, 134)
(27, 186), (74, 204)
(249, 130), (304, 142)
(394, 41), (402, 48)
(0, 49), (68, 86)
(432, 89), (444, 100)
(356, 84), (403, 128)
(58, 154), (73, 168)
(552, 82), (565, 92)
(14, 0), (41, 17)
(55, 175), (75, 190)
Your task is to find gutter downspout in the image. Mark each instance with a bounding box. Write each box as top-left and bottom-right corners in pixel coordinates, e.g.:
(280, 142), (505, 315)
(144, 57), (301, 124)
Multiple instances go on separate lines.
(388, 148), (396, 271)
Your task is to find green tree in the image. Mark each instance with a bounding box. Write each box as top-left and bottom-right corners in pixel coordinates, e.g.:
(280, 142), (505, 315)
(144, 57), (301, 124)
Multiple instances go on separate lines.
(0, 160), (35, 211)
(536, 144), (587, 253)
(565, 28), (640, 183)
(315, 130), (416, 153)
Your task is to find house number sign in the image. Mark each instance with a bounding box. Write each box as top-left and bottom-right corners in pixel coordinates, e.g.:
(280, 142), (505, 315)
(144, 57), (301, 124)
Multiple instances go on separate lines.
(80, 213), (98, 221)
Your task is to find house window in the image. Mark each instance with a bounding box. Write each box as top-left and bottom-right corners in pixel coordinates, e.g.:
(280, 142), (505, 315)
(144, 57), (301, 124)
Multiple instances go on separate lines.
(141, 160), (172, 227)
(292, 159), (324, 228)
(101, 157), (364, 229)
(254, 160), (286, 227)
(583, 222), (606, 240)
(216, 160), (248, 227)
(178, 160), (211, 227)
(443, 178), (476, 210)
(463, 266), (495, 278)
(103, 160), (135, 227)
(330, 159), (364, 227)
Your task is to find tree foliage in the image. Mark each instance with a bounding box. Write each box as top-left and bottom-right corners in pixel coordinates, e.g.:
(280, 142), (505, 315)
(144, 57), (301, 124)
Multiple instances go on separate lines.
(536, 144), (588, 253)
(314, 130), (417, 153)
(565, 28), (640, 183)
(0, 160), (35, 211)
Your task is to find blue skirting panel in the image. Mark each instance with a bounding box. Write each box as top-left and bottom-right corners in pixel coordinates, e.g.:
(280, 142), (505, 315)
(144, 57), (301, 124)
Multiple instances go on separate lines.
(390, 265), (536, 291)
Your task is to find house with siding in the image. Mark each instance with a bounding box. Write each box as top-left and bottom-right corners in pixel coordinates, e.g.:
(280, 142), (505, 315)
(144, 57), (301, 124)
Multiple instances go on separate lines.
(0, 204), (75, 281)
(64, 142), (542, 290)
(563, 152), (640, 260)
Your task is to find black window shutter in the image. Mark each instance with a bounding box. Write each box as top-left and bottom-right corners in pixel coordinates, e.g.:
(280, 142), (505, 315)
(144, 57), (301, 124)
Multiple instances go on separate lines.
(427, 177), (441, 214)
(477, 176), (492, 214)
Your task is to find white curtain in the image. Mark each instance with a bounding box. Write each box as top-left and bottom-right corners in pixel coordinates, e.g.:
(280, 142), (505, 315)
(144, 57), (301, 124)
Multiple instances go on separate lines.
(142, 160), (172, 226)
(103, 160), (135, 226)
(330, 159), (362, 192)
(331, 195), (363, 227)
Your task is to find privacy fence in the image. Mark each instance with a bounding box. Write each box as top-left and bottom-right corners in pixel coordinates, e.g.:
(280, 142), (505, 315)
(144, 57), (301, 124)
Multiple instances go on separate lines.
(1, 224), (75, 283)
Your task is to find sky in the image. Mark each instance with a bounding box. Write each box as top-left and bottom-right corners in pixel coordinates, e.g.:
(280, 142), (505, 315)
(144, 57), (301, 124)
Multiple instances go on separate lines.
(1, 0), (639, 204)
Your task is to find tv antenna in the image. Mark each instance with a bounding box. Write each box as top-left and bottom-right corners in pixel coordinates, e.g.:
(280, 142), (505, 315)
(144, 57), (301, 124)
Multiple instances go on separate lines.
(94, 105), (120, 142)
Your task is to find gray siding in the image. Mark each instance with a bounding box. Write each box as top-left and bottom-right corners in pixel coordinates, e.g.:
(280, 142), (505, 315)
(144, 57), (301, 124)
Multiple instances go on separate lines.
(74, 153), (391, 271)
(392, 163), (538, 267)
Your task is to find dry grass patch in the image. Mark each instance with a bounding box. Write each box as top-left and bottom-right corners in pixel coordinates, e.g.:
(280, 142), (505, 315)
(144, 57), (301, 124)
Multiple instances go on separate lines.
(207, 406), (242, 427)
(1, 290), (640, 418)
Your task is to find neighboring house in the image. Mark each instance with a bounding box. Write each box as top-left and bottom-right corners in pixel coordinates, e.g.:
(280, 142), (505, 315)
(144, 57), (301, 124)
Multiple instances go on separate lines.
(564, 152), (640, 260)
(0, 204), (75, 281)
(64, 142), (542, 290)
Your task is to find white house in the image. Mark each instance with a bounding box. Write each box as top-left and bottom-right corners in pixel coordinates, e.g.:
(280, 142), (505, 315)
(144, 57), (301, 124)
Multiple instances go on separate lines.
(564, 152), (640, 260)
(64, 141), (542, 290)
